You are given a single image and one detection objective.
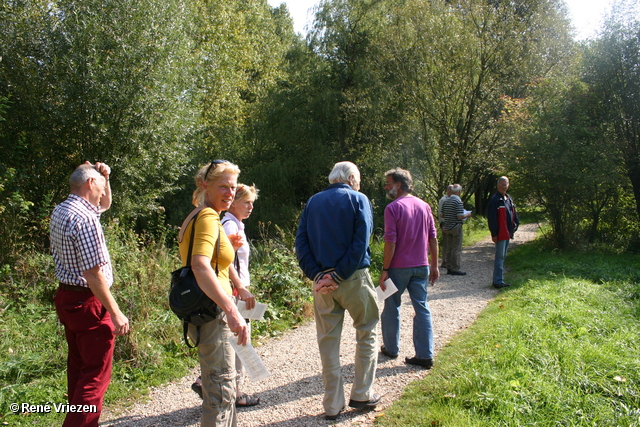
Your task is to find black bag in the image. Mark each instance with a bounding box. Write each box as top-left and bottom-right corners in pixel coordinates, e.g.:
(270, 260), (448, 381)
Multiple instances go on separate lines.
(170, 212), (222, 348)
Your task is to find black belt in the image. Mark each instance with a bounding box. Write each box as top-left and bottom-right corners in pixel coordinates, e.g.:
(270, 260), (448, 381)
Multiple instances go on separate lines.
(59, 283), (92, 292)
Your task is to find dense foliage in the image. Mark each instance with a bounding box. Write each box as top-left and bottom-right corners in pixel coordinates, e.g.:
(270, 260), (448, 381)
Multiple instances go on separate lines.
(1, 0), (638, 254)
(505, 0), (640, 248)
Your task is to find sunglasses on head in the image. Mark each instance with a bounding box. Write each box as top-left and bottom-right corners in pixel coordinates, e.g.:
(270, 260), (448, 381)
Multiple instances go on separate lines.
(204, 159), (228, 180)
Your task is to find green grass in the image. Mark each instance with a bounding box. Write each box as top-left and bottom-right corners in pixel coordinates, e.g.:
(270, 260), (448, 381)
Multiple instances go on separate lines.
(376, 241), (640, 426)
(462, 215), (491, 246)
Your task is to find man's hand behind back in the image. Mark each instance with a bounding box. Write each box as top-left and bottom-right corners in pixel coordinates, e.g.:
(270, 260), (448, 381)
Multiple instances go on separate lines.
(314, 275), (339, 294)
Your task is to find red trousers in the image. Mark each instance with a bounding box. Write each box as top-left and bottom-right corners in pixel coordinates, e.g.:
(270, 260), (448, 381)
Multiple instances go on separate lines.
(54, 287), (115, 427)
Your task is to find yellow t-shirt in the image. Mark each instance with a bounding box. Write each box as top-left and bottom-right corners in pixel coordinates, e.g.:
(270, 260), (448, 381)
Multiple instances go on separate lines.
(179, 208), (234, 296)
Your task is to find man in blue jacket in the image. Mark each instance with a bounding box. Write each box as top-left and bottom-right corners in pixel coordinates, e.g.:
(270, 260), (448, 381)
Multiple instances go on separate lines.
(487, 176), (519, 288)
(295, 161), (380, 421)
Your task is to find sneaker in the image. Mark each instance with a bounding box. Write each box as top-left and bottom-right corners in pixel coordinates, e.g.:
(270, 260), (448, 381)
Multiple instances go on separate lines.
(447, 270), (467, 276)
(405, 356), (434, 369)
(349, 392), (382, 409)
(380, 346), (398, 359)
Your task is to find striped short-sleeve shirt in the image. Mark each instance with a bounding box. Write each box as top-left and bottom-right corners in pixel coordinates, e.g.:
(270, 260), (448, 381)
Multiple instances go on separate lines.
(50, 194), (113, 287)
(441, 195), (465, 231)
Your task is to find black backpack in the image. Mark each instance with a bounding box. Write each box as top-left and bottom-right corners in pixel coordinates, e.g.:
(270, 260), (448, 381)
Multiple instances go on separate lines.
(169, 212), (222, 347)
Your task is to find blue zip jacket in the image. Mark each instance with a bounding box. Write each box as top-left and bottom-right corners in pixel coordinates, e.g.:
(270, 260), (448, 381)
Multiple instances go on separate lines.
(295, 183), (373, 283)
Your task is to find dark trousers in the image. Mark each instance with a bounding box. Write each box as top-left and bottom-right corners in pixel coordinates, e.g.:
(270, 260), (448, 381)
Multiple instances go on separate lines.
(55, 287), (115, 427)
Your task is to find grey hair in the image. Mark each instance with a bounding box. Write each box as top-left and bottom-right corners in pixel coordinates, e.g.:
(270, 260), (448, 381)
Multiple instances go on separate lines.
(69, 164), (101, 190)
(451, 184), (462, 195)
(328, 161), (360, 184)
(498, 176), (509, 184)
(385, 168), (413, 193)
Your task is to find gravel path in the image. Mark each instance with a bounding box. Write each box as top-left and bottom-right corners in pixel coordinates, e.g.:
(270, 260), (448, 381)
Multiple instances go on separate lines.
(101, 224), (537, 427)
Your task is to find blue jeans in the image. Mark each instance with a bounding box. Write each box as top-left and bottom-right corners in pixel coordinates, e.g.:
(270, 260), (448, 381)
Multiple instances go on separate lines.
(381, 266), (434, 359)
(493, 239), (510, 285)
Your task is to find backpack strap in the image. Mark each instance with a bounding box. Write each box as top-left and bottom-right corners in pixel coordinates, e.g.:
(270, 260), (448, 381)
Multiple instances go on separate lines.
(178, 205), (206, 243)
(185, 212), (199, 267)
(214, 226), (220, 275)
(184, 322), (200, 348)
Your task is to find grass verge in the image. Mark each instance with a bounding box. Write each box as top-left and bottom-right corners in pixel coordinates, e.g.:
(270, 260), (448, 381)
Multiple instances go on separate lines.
(376, 240), (640, 426)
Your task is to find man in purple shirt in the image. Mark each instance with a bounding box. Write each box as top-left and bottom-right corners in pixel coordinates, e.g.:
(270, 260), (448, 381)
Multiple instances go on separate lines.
(379, 168), (440, 368)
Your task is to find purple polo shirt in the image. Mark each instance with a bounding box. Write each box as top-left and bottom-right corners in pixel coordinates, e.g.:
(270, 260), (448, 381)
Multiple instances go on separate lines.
(384, 195), (437, 269)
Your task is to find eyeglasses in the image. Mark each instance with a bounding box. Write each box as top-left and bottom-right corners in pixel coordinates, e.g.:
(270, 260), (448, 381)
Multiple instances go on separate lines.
(204, 159), (228, 180)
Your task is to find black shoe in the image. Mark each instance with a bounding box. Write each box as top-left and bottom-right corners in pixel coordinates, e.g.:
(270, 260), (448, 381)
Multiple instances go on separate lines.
(191, 381), (203, 399)
(493, 282), (510, 289)
(325, 411), (341, 420)
(349, 393), (382, 409)
(405, 356), (433, 369)
(447, 270), (467, 276)
(380, 346), (398, 359)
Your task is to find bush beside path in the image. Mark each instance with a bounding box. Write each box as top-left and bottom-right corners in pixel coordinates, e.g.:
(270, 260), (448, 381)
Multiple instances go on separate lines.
(101, 224), (538, 427)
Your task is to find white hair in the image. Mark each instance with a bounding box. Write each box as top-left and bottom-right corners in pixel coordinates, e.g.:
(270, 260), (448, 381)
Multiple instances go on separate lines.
(328, 161), (360, 185)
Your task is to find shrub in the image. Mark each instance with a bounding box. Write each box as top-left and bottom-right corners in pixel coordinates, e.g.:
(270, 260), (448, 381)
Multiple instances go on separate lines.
(249, 222), (313, 339)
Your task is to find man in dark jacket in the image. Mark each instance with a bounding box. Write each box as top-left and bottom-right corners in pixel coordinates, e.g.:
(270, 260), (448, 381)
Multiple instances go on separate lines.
(487, 176), (520, 288)
(295, 161), (380, 420)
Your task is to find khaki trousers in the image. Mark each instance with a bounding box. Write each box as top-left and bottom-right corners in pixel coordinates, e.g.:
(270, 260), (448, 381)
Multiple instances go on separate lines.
(188, 319), (237, 427)
(314, 268), (379, 416)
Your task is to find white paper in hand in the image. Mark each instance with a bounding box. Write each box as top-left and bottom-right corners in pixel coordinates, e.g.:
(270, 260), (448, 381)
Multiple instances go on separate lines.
(237, 300), (267, 320)
(228, 336), (270, 382)
(377, 278), (398, 302)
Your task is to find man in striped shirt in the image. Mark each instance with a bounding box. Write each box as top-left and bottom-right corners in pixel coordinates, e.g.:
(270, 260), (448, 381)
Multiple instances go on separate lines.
(438, 185), (453, 271)
(50, 162), (129, 427)
(441, 184), (472, 275)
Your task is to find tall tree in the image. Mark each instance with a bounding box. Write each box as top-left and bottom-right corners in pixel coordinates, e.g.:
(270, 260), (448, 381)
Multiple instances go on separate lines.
(0, 0), (198, 245)
(508, 77), (624, 247)
(192, 0), (291, 160)
(583, 0), (640, 220)
(374, 0), (575, 208)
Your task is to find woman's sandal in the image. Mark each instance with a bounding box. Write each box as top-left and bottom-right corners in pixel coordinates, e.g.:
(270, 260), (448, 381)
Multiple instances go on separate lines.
(191, 377), (203, 399)
(236, 393), (260, 407)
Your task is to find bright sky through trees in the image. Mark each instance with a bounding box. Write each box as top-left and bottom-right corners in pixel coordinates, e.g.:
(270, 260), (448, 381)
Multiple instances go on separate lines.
(267, 0), (616, 40)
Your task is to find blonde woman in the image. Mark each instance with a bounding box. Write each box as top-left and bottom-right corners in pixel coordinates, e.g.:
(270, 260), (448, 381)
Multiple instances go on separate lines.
(222, 184), (260, 407)
(179, 160), (248, 427)
(193, 184), (261, 406)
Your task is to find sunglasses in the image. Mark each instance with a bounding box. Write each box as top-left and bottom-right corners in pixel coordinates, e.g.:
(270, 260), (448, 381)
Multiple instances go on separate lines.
(204, 159), (228, 180)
